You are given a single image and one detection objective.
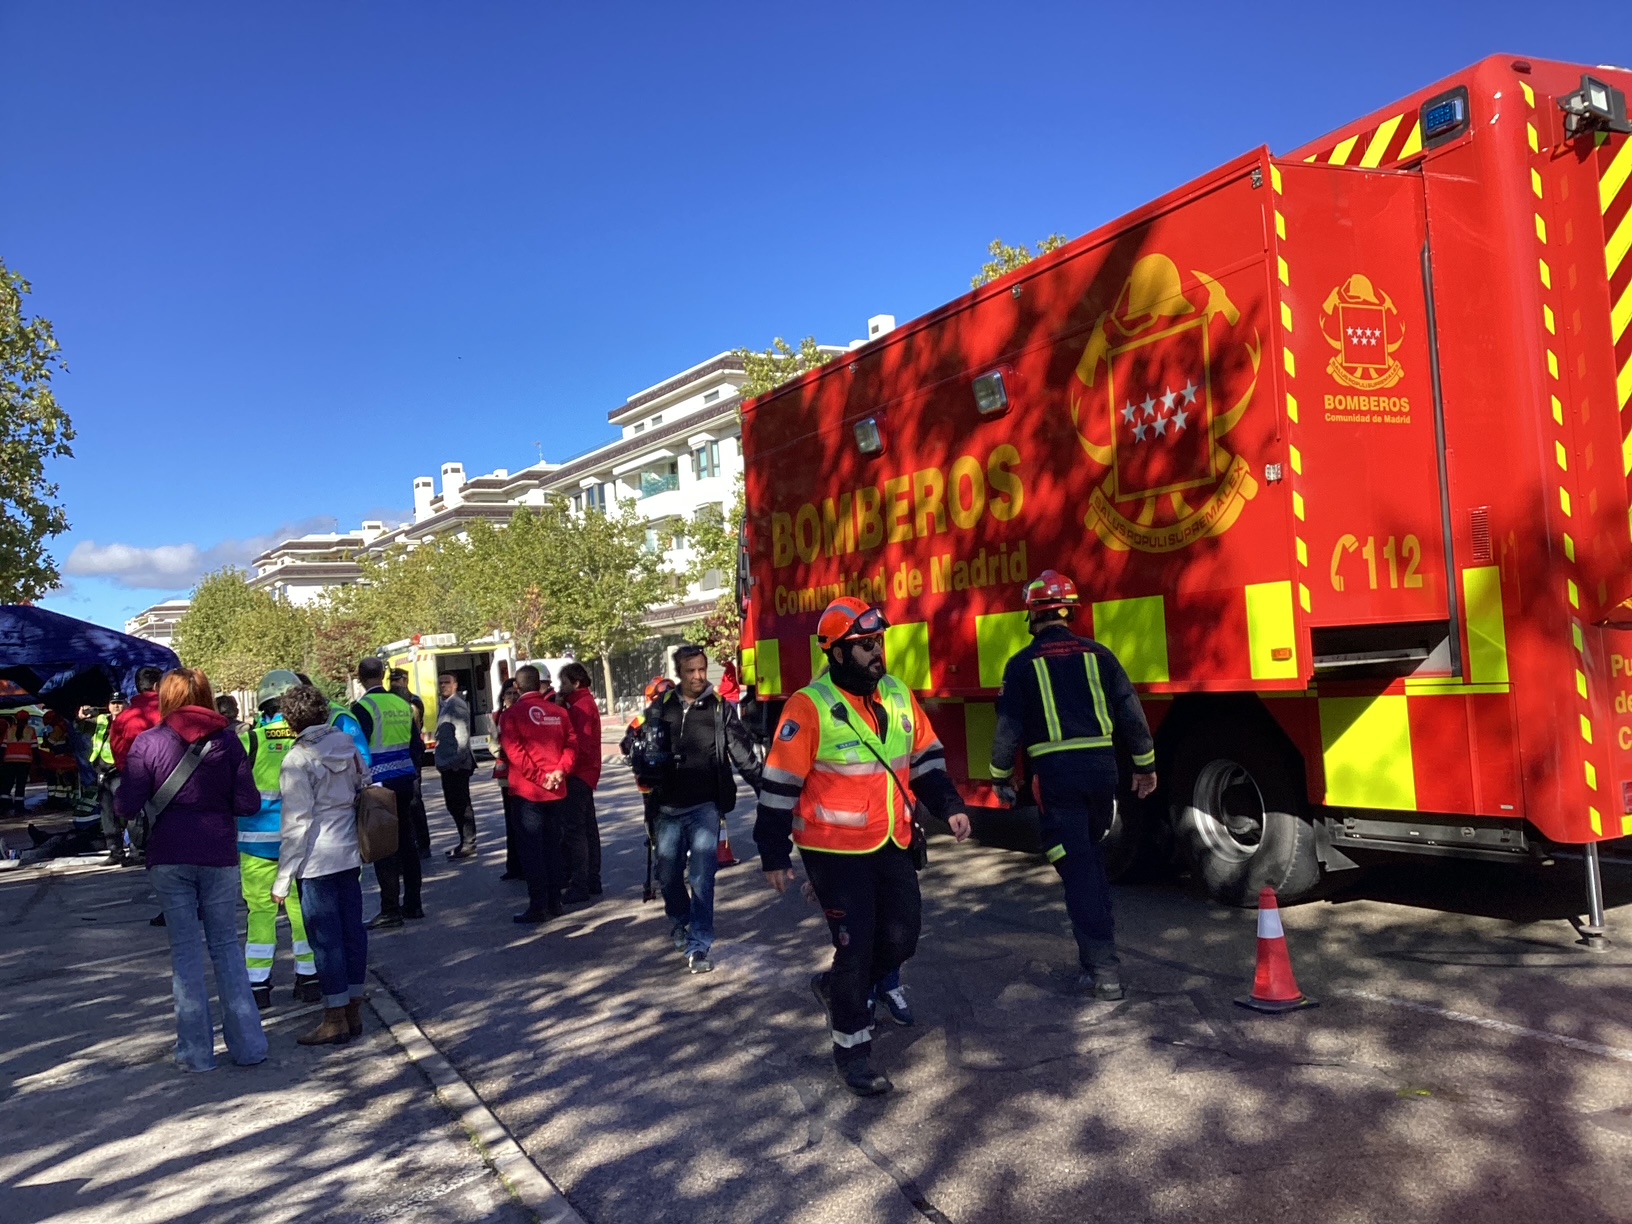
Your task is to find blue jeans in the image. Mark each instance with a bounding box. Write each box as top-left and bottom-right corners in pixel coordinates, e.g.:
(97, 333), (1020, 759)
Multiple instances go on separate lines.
(653, 803), (720, 956)
(149, 863), (268, 1072)
(298, 869), (368, 1008)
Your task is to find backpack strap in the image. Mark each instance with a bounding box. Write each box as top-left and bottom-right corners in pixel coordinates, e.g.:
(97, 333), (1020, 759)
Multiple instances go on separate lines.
(142, 737), (215, 825)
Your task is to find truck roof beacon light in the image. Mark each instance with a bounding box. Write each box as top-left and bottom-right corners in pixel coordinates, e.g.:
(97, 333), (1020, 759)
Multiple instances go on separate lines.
(1559, 73), (1632, 137)
(853, 417), (884, 455)
(972, 370), (1010, 415)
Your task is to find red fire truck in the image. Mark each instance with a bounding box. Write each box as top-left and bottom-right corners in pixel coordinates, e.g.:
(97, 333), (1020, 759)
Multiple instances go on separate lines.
(736, 55), (1632, 926)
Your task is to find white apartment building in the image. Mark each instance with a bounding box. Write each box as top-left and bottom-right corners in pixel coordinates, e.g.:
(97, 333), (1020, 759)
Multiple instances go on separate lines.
(244, 316), (895, 629)
(125, 599), (190, 649)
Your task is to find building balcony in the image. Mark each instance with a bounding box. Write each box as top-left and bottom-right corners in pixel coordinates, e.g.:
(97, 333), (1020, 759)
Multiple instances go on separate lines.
(640, 470), (680, 498)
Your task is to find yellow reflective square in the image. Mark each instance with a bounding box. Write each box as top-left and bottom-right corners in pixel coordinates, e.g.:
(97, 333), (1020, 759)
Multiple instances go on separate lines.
(976, 611), (1032, 689)
(1090, 595), (1169, 683)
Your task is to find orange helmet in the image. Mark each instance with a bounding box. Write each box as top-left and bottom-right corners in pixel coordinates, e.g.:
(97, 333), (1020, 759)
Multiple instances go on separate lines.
(816, 596), (890, 649)
(643, 676), (675, 703)
(1024, 569), (1080, 612)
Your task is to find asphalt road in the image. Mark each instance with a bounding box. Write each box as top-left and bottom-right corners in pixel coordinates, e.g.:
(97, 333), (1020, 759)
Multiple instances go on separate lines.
(374, 763), (1632, 1224)
(6, 751), (1632, 1223)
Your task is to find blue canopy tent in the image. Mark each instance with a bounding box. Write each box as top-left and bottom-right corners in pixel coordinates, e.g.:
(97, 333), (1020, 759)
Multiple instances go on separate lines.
(0, 606), (181, 713)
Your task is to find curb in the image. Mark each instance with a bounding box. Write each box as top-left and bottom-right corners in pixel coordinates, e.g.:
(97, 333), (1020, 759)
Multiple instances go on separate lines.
(365, 969), (586, 1224)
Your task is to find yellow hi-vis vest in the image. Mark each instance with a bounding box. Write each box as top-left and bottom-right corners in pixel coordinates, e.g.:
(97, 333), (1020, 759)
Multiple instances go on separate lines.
(792, 673), (916, 855)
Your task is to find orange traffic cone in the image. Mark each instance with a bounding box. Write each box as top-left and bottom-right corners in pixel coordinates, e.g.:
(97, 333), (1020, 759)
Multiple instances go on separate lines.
(1235, 887), (1317, 1013)
(716, 815), (739, 868)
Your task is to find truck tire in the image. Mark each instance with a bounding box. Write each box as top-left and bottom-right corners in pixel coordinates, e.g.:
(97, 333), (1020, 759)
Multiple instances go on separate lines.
(1170, 725), (1319, 906)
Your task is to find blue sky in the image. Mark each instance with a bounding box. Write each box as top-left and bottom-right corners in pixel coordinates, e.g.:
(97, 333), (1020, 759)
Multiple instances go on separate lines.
(6, 2), (1625, 631)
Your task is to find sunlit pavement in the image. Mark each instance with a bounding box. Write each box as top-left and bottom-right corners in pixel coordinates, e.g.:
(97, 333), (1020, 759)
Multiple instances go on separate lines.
(7, 741), (1632, 1223)
(0, 851), (531, 1223)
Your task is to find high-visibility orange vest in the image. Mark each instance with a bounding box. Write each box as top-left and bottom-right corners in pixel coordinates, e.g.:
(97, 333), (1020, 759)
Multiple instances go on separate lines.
(3, 727), (36, 764)
(791, 674), (916, 855)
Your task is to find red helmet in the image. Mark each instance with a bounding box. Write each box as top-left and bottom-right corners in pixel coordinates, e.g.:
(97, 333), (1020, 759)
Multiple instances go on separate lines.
(816, 596), (890, 649)
(643, 676), (675, 702)
(1024, 569), (1080, 612)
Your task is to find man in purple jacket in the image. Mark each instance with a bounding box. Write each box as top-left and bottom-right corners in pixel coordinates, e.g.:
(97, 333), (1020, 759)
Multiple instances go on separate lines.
(117, 677), (267, 1072)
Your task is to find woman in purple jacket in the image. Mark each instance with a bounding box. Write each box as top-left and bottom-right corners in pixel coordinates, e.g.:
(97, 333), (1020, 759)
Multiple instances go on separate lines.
(117, 667), (267, 1072)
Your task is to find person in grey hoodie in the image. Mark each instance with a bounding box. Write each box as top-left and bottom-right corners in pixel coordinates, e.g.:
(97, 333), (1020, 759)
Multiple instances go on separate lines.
(272, 684), (367, 1047)
(434, 673), (478, 860)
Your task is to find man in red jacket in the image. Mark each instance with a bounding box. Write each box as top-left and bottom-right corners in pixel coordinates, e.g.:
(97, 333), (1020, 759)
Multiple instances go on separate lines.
(497, 664), (577, 925)
(556, 662), (603, 903)
(110, 667), (165, 772)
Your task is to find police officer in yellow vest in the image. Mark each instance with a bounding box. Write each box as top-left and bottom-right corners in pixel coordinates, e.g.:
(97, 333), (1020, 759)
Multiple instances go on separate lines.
(351, 656), (423, 929)
(240, 670), (320, 1007)
(754, 597), (972, 1097)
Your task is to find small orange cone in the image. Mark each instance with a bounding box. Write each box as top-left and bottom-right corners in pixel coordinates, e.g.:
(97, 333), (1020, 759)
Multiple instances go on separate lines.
(716, 814), (739, 868)
(1235, 887), (1317, 1013)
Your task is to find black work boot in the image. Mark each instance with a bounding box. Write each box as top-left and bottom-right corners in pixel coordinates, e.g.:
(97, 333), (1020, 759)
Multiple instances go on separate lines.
(834, 1043), (892, 1097)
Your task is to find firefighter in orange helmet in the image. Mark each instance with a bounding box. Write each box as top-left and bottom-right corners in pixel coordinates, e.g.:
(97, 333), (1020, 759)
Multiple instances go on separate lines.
(754, 596), (971, 1097)
(989, 570), (1156, 1001)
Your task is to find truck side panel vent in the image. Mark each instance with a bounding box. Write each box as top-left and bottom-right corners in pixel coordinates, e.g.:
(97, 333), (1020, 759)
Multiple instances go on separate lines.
(1469, 506), (1492, 563)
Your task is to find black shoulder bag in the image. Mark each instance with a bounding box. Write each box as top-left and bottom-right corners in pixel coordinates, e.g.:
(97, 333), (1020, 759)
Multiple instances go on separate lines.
(129, 738), (215, 852)
(826, 700), (931, 871)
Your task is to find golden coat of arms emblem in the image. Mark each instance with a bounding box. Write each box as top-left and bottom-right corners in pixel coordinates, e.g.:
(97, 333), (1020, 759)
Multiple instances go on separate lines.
(1070, 253), (1261, 553)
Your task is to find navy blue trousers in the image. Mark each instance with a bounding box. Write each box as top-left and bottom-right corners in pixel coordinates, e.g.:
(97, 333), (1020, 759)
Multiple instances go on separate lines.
(1034, 763), (1119, 971)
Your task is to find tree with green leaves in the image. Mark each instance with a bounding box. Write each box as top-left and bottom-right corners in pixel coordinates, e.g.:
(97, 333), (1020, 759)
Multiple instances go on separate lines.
(684, 478), (744, 657)
(1, 260), (76, 603)
(542, 502), (668, 702)
(971, 234), (1069, 288)
(172, 568), (314, 694)
(733, 336), (838, 399)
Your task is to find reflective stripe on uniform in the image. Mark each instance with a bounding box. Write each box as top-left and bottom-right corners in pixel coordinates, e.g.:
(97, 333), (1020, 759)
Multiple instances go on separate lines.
(237, 831), (283, 843)
(1133, 748), (1156, 769)
(1033, 658), (1063, 742)
(1045, 844), (1067, 863)
(1084, 654), (1112, 738)
(763, 765), (804, 787)
(831, 1026), (874, 1048)
(759, 790), (799, 810)
(990, 762), (1015, 780)
(1028, 735), (1113, 757)
(811, 806), (870, 828)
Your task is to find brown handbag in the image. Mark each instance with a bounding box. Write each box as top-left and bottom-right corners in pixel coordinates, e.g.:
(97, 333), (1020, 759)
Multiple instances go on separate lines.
(355, 784), (399, 864)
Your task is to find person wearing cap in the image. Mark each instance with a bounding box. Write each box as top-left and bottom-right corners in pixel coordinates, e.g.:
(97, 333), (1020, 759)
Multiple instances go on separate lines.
(91, 693), (127, 862)
(240, 669), (320, 1007)
(754, 597), (971, 1097)
(988, 569), (1157, 1002)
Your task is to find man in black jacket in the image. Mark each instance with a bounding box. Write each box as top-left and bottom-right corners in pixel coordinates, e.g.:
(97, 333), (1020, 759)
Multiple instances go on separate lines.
(641, 644), (762, 974)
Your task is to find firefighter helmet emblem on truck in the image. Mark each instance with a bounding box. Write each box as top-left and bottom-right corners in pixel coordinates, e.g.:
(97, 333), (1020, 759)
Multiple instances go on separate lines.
(1319, 273), (1406, 390)
(1069, 252), (1261, 554)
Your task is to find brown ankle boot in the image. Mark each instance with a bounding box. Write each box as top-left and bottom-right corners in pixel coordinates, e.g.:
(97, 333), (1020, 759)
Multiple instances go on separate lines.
(344, 999), (363, 1038)
(297, 1007), (352, 1046)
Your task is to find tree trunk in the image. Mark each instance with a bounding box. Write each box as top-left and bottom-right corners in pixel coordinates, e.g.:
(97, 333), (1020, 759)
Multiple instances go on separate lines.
(600, 653), (616, 716)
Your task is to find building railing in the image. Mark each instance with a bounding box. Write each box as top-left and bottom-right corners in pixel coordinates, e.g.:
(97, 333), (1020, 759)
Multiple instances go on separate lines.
(640, 470), (680, 498)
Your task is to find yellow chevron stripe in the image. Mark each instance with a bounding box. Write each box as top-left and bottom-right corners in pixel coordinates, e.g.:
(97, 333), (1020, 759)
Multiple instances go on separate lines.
(1618, 354), (1632, 408)
(1280, 302), (1293, 332)
(1277, 255), (1290, 286)
(1535, 213), (1548, 243)
(1527, 123), (1539, 153)
(1612, 277), (1632, 343)
(1556, 440), (1569, 470)
(1270, 164), (1282, 193)
(1520, 81), (1535, 107)
(1286, 392), (1298, 423)
(1601, 139), (1632, 213)
(1398, 121), (1422, 159)
(1531, 168), (1544, 199)
(1621, 428), (1632, 476)
(1608, 208), (1631, 279)
(1359, 115), (1404, 168)
(1329, 135), (1360, 166)
(1565, 533), (1576, 562)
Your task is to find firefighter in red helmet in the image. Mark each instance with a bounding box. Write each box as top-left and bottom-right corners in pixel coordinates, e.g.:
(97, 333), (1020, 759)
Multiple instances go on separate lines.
(989, 570), (1157, 1000)
(754, 596), (971, 1096)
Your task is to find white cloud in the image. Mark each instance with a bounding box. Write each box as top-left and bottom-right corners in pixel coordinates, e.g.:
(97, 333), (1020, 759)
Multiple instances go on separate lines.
(63, 517), (339, 590)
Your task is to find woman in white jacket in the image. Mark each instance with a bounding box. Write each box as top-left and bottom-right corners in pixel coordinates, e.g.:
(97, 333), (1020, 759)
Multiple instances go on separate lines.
(272, 684), (367, 1047)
